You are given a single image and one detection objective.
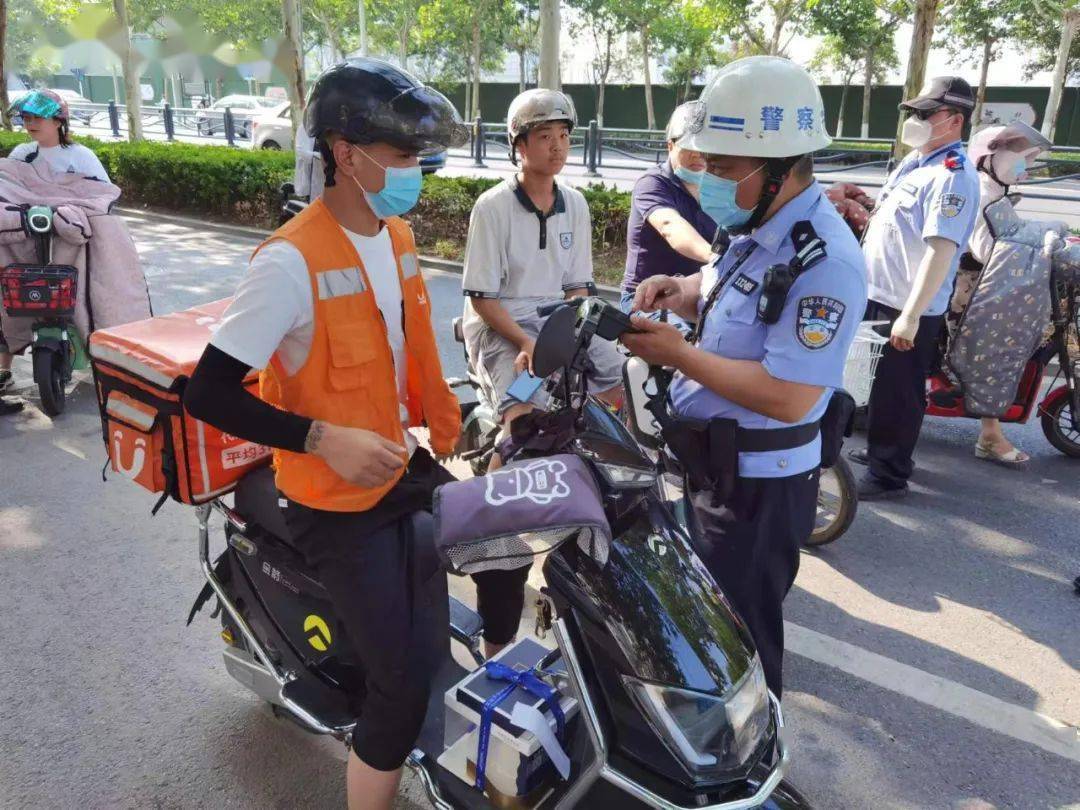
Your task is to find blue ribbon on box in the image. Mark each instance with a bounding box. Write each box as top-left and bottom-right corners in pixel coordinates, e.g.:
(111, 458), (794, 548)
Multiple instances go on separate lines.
(474, 661), (567, 792)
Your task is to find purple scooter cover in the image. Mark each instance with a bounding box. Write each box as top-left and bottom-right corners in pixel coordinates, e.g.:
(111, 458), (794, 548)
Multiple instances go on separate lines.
(432, 454), (611, 574)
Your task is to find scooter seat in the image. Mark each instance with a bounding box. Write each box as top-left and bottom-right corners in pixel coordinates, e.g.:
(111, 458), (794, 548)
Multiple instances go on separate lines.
(234, 466), (294, 546)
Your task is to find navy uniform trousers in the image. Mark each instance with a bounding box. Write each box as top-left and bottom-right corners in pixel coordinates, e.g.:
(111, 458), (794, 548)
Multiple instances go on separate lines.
(688, 468), (820, 697)
(864, 300), (945, 488)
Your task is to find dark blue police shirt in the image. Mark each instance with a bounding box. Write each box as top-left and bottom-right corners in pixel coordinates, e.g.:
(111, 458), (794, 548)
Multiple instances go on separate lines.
(622, 160), (717, 293)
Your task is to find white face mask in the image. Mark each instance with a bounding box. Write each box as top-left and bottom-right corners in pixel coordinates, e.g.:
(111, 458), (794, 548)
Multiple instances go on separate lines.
(901, 113), (955, 149)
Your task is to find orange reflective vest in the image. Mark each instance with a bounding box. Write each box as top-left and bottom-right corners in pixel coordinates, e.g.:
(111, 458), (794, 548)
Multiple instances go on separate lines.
(257, 198), (461, 512)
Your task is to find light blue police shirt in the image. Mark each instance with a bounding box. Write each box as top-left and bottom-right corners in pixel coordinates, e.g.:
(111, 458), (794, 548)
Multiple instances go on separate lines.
(669, 182), (868, 478)
(863, 140), (980, 317)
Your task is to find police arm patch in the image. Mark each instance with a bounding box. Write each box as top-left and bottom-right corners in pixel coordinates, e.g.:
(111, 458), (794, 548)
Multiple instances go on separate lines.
(939, 193), (966, 218)
(796, 296), (846, 350)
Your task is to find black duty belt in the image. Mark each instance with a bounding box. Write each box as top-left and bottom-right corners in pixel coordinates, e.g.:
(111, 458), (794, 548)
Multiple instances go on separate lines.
(735, 419), (821, 453)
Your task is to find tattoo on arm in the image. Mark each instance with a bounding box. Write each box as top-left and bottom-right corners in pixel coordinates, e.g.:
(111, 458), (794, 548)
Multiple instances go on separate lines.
(304, 420), (325, 454)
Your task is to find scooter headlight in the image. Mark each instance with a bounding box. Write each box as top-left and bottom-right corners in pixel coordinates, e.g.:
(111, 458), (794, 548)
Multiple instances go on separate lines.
(622, 655), (771, 778)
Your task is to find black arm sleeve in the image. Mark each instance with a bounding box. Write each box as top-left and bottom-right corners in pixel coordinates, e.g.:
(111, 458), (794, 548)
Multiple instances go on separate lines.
(184, 344), (312, 454)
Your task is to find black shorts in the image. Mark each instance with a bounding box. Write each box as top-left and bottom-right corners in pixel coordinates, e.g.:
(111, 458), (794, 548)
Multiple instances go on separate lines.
(281, 501), (448, 771)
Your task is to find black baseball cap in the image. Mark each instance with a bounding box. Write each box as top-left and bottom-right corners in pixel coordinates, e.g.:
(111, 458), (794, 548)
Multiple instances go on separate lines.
(899, 76), (975, 113)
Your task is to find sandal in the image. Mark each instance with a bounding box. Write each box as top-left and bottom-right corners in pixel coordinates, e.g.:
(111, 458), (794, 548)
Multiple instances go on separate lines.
(975, 441), (1030, 468)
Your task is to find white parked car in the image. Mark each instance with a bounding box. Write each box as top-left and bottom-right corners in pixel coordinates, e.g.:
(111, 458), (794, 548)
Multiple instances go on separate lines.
(251, 103), (294, 150)
(196, 95), (280, 139)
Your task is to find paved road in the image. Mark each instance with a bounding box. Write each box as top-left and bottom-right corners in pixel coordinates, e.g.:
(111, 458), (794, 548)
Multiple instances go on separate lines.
(0, 213), (1078, 809)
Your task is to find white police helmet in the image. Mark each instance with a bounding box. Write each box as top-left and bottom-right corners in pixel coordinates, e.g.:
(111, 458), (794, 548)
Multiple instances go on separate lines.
(679, 56), (832, 158)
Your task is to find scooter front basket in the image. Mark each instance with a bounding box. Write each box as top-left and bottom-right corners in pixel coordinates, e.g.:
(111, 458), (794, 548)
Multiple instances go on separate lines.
(0, 263), (78, 318)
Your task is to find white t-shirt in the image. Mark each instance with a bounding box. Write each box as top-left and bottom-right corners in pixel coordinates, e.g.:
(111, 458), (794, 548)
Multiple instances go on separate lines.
(461, 176), (593, 342)
(293, 128), (325, 199)
(211, 224), (416, 453)
(8, 142), (110, 182)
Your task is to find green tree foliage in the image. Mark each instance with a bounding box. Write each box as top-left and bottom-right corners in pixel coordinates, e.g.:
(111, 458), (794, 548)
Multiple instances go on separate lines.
(608, 0), (677, 129)
(370, 0), (427, 70)
(657, 0), (731, 104)
(809, 0), (901, 138)
(939, 0), (1021, 129)
(567, 0), (634, 124)
(415, 0), (514, 119)
(505, 0), (539, 92)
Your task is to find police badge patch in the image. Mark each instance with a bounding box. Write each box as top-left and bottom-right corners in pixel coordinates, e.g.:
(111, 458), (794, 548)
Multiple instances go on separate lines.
(560, 232), (573, 249)
(796, 296), (845, 350)
(939, 193), (966, 218)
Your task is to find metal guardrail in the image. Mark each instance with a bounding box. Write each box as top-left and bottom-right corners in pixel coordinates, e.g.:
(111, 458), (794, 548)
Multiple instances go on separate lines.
(64, 100), (262, 147)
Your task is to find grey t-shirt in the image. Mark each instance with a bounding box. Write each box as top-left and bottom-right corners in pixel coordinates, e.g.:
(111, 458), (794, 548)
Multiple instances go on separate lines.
(461, 176), (593, 343)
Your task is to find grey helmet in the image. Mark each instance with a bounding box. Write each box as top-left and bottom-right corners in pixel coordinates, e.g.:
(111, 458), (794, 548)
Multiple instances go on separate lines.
(506, 88), (577, 161)
(665, 102), (699, 143)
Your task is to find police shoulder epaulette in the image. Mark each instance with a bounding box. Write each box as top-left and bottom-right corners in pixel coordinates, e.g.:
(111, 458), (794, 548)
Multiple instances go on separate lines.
(790, 220), (827, 273)
(943, 151), (964, 172)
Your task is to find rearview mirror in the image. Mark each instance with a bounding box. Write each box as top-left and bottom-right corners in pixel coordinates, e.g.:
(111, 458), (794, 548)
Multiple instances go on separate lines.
(532, 304), (580, 377)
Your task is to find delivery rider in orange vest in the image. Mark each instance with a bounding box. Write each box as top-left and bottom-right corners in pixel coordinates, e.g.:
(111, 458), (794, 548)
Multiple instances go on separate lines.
(185, 59), (469, 810)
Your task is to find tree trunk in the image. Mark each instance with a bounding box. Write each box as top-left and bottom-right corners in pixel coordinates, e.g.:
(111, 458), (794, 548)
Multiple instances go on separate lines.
(538, 0), (560, 89)
(281, 0), (305, 137)
(837, 80), (849, 138)
(0, 0), (10, 130)
(112, 0), (144, 141)
(972, 36), (993, 132)
(860, 49), (874, 139)
(642, 26), (655, 131)
(399, 28), (409, 71)
(1042, 9), (1080, 142)
(893, 0), (941, 158)
(518, 47), (526, 93)
(464, 59), (472, 122)
(358, 0), (369, 56)
(596, 29), (612, 126)
(471, 16), (482, 120)
(321, 16), (342, 62)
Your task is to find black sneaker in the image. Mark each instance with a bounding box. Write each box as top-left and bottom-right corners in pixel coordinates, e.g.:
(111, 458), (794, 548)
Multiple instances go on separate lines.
(857, 475), (909, 500)
(848, 448), (869, 466)
(0, 370), (12, 392)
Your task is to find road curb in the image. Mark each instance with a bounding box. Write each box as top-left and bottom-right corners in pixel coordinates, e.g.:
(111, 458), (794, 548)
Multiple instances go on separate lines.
(119, 206), (622, 301)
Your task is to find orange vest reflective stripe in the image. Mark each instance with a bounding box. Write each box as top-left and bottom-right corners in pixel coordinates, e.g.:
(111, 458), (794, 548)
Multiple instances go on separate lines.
(256, 198), (461, 512)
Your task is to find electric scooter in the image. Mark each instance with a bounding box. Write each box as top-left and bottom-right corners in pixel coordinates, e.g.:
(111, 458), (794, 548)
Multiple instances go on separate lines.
(188, 297), (813, 809)
(0, 205), (87, 416)
(928, 267), (1080, 458)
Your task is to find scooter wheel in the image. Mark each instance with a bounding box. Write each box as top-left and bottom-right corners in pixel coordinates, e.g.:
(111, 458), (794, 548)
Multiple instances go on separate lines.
(805, 456), (858, 547)
(33, 348), (65, 417)
(1040, 393), (1080, 458)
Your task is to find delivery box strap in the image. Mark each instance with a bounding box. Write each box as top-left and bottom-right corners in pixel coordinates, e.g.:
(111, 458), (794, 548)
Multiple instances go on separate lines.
(474, 661), (566, 793)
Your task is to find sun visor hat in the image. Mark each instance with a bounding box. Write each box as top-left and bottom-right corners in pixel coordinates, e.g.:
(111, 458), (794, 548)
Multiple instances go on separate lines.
(15, 90), (67, 121)
(304, 58), (469, 155)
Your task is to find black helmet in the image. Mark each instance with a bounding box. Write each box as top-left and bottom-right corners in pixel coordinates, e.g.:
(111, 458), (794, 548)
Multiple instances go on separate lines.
(304, 58), (468, 156)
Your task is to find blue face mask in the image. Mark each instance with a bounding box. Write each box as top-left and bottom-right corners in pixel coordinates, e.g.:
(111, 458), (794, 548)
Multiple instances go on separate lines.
(674, 165), (704, 186)
(698, 165), (765, 229)
(351, 147), (423, 218)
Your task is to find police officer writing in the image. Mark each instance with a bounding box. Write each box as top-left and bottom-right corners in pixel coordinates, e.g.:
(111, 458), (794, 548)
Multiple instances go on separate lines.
(850, 77), (980, 499)
(621, 57), (867, 697)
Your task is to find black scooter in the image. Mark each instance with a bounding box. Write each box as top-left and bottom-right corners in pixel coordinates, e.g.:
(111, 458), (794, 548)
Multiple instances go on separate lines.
(189, 296), (811, 809)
